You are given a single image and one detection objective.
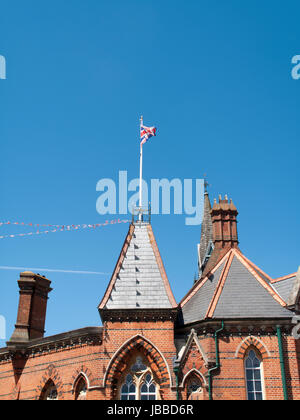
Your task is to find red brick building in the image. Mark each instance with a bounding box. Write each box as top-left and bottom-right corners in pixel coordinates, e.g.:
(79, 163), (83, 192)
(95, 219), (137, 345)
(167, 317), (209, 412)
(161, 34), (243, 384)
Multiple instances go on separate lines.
(0, 193), (299, 400)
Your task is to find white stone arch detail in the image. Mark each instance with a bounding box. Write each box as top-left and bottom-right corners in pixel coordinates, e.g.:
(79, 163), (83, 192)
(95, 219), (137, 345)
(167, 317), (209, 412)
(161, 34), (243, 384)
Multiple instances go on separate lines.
(234, 336), (271, 358)
(180, 368), (208, 388)
(103, 334), (174, 388)
(72, 371), (91, 392)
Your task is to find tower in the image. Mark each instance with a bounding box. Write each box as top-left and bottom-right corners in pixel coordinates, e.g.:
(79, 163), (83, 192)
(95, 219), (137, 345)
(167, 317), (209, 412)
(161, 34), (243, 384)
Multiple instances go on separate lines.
(98, 210), (178, 399)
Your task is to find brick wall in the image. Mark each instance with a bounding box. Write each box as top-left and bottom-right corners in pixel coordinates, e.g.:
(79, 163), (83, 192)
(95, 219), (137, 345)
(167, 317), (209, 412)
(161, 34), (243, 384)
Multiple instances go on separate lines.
(0, 319), (178, 400)
(179, 332), (300, 400)
(0, 324), (299, 400)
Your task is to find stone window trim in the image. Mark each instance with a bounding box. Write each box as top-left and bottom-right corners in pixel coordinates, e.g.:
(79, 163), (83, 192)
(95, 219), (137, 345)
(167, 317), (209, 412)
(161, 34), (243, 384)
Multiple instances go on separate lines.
(179, 368), (208, 389)
(72, 372), (90, 393)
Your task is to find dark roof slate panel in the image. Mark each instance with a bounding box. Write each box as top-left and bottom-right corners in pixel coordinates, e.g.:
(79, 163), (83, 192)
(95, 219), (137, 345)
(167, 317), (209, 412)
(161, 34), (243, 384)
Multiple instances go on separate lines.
(271, 276), (296, 303)
(213, 256), (292, 319)
(181, 262), (225, 325)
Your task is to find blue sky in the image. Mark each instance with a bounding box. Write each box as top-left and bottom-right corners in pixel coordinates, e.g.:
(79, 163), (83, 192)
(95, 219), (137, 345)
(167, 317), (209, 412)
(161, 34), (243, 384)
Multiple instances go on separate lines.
(0, 0), (299, 346)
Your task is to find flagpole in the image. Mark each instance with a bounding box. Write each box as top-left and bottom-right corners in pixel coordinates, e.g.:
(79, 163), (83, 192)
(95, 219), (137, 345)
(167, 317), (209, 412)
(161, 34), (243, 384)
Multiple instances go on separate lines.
(139, 116), (143, 220)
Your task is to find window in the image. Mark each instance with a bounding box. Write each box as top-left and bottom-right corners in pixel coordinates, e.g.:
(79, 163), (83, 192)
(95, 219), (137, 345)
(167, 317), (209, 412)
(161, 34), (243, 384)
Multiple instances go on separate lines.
(245, 349), (263, 400)
(184, 372), (203, 400)
(75, 377), (87, 400)
(119, 357), (158, 400)
(131, 357), (147, 372)
(40, 380), (58, 400)
(140, 374), (156, 400)
(187, 379), (202, 397)
(121, 374), (136, 400)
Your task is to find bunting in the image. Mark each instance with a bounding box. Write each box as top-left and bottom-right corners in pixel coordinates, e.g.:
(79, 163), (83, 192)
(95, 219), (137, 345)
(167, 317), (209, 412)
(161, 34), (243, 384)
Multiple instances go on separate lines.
(0, 219), (131, 239)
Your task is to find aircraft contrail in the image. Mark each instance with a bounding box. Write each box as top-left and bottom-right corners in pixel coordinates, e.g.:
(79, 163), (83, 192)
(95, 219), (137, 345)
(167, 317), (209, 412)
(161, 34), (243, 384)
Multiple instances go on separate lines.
(0, 266), (109, 275)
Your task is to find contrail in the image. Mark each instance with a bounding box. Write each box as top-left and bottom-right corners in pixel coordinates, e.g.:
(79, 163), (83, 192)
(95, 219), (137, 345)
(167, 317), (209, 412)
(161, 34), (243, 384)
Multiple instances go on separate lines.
(0, 266), (109, 275)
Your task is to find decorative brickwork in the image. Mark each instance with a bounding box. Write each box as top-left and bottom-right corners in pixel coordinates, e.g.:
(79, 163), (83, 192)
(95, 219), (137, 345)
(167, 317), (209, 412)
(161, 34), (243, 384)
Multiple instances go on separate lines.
(105, 334), (172, 395)
(235, 336), (271, 359)
(36, 364), (63, 400)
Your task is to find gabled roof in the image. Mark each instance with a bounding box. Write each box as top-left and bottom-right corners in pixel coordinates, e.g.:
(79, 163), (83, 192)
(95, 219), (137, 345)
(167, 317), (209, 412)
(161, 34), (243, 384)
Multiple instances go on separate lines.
(99, 221), (177, 310)
(175, 329), (209, 367)
(180, 248), (292, 325)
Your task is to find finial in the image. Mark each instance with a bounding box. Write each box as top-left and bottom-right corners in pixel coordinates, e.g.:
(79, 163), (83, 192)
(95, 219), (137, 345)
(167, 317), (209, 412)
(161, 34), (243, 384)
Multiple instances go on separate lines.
(204, 173), (210, 192)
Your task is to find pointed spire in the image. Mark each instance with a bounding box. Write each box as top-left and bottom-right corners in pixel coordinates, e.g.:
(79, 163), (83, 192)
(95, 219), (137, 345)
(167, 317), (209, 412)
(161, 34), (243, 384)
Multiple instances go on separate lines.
(198, 190), (213, 276)
(99, 220), (177, 317)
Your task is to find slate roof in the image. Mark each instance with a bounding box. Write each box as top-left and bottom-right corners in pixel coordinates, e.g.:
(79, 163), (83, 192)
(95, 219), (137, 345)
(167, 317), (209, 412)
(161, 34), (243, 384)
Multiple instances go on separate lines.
(99, 221), (177, 310)
(271, 274), (297, 303)
(180, 260), (226, 324)
(180, 248), (293, 325)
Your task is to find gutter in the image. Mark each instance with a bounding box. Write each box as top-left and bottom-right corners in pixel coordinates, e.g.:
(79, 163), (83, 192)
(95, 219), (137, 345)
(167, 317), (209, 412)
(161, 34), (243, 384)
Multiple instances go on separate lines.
(276, 325), (288, 400)
(208, 321), (224, 401)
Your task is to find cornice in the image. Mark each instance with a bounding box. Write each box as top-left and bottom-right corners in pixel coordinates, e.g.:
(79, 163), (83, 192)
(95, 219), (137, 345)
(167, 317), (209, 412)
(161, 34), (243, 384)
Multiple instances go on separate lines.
(99, 308), (178, 323)
(0, 327), (103, 362)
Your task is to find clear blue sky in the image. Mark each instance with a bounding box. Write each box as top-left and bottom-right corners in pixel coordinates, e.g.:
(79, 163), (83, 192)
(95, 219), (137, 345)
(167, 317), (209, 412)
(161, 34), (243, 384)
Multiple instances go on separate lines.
(1, 0), (299, 346)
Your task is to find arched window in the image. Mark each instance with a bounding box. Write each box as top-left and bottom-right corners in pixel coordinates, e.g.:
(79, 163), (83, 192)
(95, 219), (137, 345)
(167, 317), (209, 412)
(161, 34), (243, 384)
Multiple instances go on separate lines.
(140, 374), (156, 400)
(121, 374), (136, 400)
(75, 377), (87, 400)
(40, 380), (58, 400)
(119, 357), (158, 400)
(183, 372), (203, 400)
(245, 349), (263, 400)
(187, 379), (202, 399)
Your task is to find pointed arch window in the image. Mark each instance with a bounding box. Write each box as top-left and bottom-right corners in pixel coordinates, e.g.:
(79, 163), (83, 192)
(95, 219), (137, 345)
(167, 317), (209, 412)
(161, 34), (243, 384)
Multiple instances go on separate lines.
(140, 373), (156, 400)
(183, 371), (203, 400)
(75, 377), (87, 400)
(121, 374), (136, 400)
(245, 349), (263, 400)
(119, 357), (158, 400)
(187, 379), (202, 398)
(40, 380), (58, 400)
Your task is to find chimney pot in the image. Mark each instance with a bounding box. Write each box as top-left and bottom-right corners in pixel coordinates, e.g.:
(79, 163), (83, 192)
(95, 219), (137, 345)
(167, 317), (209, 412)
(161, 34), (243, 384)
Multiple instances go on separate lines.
(7, 272), (52, 348)
(211, 195), (239, 249)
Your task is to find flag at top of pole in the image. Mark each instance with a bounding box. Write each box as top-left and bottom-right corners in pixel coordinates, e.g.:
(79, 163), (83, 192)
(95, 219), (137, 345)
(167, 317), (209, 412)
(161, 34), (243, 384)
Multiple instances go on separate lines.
(140, 117), (157, 146)
(138, 116), (157, 214)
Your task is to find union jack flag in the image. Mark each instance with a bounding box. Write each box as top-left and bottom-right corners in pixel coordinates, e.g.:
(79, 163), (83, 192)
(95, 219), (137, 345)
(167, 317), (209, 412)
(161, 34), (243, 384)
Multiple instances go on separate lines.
(140, 124), (157, 146)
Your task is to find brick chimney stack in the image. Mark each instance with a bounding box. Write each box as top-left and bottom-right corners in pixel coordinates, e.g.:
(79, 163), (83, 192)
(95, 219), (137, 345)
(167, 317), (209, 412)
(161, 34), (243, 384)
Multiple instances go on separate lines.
(211, 195), (239, 249)
(7, 272), (52, 348)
